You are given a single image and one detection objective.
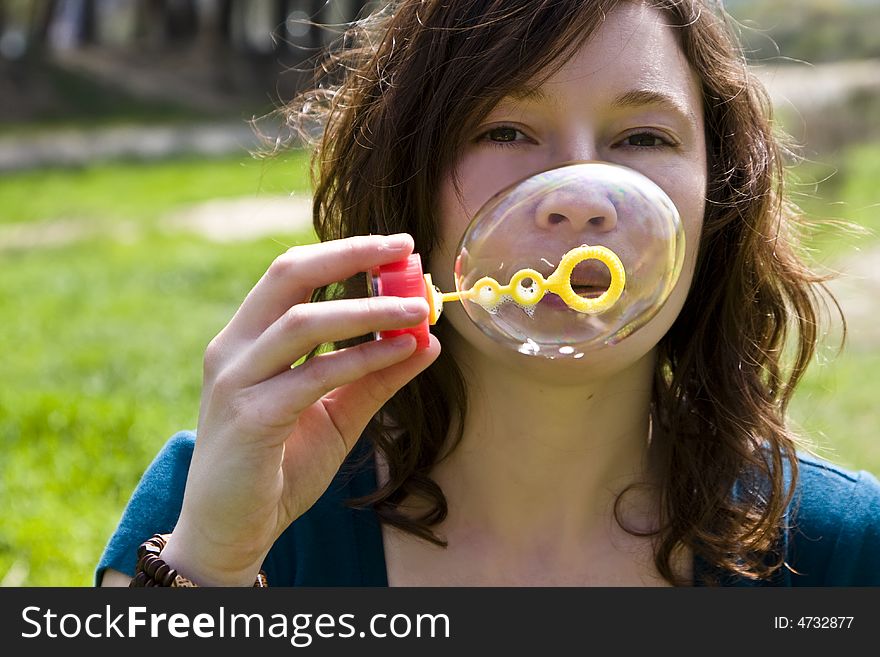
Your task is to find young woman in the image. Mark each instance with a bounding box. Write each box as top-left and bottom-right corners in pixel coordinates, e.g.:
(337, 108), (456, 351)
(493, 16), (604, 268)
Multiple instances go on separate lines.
(98, 0), (880, 587)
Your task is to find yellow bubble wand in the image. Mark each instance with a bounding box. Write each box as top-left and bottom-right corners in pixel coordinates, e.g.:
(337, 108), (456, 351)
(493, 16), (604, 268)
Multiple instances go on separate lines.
(370, 244), (626, 348)
(423, 244), (626, 323)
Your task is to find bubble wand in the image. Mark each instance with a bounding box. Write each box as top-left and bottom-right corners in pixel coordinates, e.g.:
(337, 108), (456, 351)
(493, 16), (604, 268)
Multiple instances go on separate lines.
(369, 244), (626, 349)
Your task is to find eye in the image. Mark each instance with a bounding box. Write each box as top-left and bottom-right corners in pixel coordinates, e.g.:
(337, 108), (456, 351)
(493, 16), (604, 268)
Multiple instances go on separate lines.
(480, 125), (529, 145)
(615, 131), (676, 149)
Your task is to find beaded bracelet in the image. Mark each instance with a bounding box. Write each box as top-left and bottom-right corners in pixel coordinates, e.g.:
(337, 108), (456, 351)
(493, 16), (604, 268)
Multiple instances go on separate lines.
(130, 533), (268, 587)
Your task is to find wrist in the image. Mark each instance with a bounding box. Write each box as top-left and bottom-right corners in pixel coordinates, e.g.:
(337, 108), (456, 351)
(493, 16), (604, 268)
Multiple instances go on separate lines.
(136, 532), (268, 588)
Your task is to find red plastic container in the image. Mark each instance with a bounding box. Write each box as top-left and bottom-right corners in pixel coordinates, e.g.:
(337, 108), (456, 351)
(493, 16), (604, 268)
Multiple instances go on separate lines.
(368, 254), (432, 350)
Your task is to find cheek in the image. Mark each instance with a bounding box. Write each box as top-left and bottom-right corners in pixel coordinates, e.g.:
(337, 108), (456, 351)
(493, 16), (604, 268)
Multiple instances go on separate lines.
(660, 186), (705, 331)
(649, 166), (707, 273)
(435, 178), (470, 254)
(432, 157), (510, 288)
(678, 192), (705, 276)
(435, 151), (543, 250)
(430, 179), (469, 294)
(637, 166), (706, 335)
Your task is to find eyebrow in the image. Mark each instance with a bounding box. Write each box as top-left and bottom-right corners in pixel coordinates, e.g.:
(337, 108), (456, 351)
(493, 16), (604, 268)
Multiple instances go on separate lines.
(611, 89), (698, 124)
(506, 86), (556, 106)
(502, 86), (698, 125)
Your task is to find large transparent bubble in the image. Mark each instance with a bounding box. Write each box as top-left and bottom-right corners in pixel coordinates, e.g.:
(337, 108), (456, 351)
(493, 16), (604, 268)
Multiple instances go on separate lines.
(442, 161), (685, 359)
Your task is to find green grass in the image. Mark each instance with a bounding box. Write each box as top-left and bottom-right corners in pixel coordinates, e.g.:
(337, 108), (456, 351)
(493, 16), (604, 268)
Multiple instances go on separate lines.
(764, 146), (880, 472)
(0, 151), (316, 586)
(0, 232), (315, 586)
(0, 151), (312, 225)
(790, 344), (880, 473)
(792, 144), (880, 260)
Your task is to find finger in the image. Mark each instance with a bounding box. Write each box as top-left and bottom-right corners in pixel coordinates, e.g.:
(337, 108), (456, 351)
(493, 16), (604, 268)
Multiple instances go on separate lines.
(230, 295), (430, 386)
(226, 234), (415, 340)
(299, 334), (442, 452)
(240, 333), (427, 436)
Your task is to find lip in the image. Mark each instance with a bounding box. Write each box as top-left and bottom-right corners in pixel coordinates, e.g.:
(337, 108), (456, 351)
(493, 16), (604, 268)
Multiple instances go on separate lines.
(537, 286), (609, 310)
(556, 260), (613, 301)
(570, 260), (613, 288)
(529, 252), (615, 308)
(570, 284), (609, 299)
(539, 293), (569, 310)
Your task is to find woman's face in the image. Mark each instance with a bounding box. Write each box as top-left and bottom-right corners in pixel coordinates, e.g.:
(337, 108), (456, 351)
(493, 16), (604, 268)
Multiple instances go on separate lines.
(431, 2), (707, 377)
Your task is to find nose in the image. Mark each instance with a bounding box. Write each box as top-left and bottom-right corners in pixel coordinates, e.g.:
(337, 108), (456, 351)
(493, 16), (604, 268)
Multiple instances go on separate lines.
(533, 188), (618, 233)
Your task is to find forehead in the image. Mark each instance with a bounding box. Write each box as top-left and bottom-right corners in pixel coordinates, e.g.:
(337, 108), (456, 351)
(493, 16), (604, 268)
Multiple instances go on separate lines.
(500, 3), (702, 118)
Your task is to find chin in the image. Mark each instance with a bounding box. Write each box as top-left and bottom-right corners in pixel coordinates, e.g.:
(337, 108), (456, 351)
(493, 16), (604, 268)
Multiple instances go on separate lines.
(439, 304), (663, 386)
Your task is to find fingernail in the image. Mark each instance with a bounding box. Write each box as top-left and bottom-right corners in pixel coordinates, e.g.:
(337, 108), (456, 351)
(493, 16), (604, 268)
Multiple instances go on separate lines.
(381, 233), (412, 252)
(400, 298), (428, 316)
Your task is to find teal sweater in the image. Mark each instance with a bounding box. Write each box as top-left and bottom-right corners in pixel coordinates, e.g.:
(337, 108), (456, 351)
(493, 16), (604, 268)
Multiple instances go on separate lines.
(96, 431), (880, 586)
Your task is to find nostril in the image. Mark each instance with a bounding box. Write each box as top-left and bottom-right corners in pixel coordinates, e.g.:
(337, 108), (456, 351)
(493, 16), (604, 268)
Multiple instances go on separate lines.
(534, 192), (618, 232)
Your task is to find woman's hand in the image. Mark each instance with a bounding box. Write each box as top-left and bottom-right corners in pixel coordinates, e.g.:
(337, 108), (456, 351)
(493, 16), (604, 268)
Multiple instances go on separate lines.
(161, 233), (440, 586)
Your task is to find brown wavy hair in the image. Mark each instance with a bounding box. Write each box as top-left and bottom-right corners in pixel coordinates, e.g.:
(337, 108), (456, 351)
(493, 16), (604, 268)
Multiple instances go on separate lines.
(283, 0), (839, 585)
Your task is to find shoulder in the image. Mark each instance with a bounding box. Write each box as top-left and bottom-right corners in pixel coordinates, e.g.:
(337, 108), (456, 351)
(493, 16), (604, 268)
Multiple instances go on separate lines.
(121, 430), (197, 518)
(792, 452), (880, 535)
(786, 452), (880, 585)
(95, 431), (197, 584)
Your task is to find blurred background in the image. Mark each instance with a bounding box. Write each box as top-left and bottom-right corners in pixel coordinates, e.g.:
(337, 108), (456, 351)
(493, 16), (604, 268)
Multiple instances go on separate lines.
(1, 0), (878, 586)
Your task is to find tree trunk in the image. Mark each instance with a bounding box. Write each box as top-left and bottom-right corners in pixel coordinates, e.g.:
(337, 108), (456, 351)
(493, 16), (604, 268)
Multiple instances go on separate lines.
(78, 0), (96, 45)
(164, 0), (197, 42)
(26, 0), (59, 48)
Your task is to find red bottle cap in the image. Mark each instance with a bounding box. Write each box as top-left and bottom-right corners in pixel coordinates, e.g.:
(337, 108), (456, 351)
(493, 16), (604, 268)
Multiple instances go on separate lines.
(369, 254), (431, 350)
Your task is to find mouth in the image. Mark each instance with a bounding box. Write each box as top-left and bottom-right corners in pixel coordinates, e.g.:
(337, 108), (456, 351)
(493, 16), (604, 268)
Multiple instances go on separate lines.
(534, 268), (611, 310)
(569, 260), (612, 298)
(529, 252), (617, 309)
(571, 283), (610, 299)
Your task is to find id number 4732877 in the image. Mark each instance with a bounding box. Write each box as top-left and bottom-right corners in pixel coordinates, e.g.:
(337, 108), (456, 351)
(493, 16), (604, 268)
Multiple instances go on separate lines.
(773, 616), (854, 629)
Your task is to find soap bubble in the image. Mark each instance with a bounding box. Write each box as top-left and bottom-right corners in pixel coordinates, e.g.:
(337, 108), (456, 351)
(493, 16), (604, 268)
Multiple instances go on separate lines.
(450, 161), (685, 358)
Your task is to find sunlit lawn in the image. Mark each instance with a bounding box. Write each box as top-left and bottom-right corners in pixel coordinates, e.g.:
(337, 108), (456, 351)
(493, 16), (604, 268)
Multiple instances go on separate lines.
(0, 231), (314, 586)
(0, 145), (878, 586)
(790, 343), (880, 472)
(785, 144), (880, 469)
(794, 144), (880, 259)
(0, 150), (312, 225)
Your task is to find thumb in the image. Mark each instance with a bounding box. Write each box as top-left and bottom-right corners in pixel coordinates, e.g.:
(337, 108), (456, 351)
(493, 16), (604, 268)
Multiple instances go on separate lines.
(319, 335), (441, 451)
